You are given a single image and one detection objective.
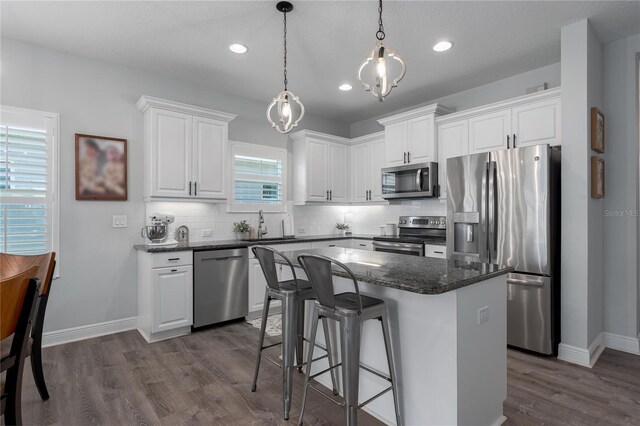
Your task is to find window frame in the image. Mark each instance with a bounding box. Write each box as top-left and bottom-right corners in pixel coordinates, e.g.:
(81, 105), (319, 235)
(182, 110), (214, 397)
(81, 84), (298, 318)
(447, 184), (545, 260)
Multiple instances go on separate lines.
(228, 141), (287, 213)
(1, 105), (60, 277)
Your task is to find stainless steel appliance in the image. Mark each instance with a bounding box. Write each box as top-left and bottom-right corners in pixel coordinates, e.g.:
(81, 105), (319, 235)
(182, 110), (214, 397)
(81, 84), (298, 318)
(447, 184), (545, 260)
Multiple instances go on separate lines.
(381, 162), (438, 199)
(193, 248), (248, 328)
(373, 216), (446, 256)
(140, 212), (177, 245)
(446, 144), (561, 355)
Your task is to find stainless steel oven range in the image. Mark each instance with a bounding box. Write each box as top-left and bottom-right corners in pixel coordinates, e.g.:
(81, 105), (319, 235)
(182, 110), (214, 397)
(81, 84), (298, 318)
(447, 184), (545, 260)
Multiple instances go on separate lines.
(372, 216), (446, 256)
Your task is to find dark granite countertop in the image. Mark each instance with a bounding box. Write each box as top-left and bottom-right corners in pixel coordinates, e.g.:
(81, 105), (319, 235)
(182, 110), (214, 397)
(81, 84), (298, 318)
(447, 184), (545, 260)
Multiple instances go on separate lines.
(275, 247), (513, 295)
(133, 234), (377, 253)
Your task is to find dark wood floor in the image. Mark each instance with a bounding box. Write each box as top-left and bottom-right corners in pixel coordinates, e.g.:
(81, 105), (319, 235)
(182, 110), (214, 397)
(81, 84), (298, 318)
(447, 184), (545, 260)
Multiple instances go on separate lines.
(13, 321), (640, 425)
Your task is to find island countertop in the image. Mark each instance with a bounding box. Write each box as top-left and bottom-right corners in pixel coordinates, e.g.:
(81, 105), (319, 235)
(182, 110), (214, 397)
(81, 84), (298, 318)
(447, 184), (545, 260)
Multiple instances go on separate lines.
(275, 247), (513, 295)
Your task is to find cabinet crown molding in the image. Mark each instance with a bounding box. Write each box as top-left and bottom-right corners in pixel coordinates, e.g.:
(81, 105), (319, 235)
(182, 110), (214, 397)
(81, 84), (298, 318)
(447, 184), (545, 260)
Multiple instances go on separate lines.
(136, 95), (237, 122)
(289, 129), (351, 145)
(435, 87), (561, 124)
(350, 131), (385, 145)
(377, 103), (454, 126)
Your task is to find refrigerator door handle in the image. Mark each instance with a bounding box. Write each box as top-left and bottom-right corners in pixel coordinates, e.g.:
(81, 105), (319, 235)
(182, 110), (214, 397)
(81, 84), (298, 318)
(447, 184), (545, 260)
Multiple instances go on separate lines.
(488, 160), (497, 261)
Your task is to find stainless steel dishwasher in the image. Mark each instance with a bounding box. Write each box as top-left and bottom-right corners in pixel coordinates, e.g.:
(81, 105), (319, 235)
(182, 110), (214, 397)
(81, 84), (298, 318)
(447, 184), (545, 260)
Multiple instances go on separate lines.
(193, 248), (248, 328)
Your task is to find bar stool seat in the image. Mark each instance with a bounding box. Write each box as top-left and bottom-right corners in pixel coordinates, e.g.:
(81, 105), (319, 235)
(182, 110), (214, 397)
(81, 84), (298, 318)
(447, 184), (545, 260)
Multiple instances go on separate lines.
(250, 246), (339, 421)
(297, 254), (402, 426)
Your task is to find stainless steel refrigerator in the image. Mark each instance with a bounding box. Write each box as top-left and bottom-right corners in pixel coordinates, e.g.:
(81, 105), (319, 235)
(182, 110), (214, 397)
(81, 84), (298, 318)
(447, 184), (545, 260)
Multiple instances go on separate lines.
(446, 144), (561, 355)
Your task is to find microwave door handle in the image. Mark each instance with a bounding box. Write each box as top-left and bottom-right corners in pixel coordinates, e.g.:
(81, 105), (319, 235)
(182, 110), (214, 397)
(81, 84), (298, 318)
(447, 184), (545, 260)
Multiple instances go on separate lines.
(416, 168), (423, 191)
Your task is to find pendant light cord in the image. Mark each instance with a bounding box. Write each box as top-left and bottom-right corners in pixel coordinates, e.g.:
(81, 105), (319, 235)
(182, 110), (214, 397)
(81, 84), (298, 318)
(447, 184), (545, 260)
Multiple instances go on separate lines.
(283, 11), (288, 91)
(376, 0), (385, 41)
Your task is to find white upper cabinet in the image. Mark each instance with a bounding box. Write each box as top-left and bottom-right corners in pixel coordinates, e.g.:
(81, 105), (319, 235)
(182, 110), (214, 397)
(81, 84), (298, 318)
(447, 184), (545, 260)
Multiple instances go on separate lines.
(192, 116), (227, 199)
(379, 103), (453, 168)
(291, 130), (351, 204)
(407, 115), (436, 163)
(468, 109), (512, 153)
(328, 143), (349, 202)
(437, 119), (469, 200)
(511, 97), (561, 148)
(436, 88), (562, 199)
(137, 96), (236, 201)
(350, 132), (385, 203)
(149, 109), (192, 198)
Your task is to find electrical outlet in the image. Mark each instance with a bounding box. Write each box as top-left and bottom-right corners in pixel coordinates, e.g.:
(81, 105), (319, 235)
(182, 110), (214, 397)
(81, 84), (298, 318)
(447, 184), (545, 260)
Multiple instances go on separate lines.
(202, 229), (214, 238)
(297, 226), (306, 234)
(478, 306), (489, 325)
(112, 215), (127, 228)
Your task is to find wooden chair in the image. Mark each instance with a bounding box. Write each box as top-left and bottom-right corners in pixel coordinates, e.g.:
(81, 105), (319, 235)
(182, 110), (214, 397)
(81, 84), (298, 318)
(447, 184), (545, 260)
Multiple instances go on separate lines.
(0, 253), (56, 401)
(1, 266), (41, 425)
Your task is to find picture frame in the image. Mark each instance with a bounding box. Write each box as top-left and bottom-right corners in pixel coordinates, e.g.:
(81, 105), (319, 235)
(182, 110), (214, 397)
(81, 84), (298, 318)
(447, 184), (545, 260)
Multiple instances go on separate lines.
(591, 107), (605, 153)
(591, 156), (605, 198)
(75, 133), (128, 200)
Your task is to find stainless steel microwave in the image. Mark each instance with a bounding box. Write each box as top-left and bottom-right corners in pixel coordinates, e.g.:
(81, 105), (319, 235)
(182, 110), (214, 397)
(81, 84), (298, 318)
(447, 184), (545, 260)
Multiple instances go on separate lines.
(381, 162), (438, 199)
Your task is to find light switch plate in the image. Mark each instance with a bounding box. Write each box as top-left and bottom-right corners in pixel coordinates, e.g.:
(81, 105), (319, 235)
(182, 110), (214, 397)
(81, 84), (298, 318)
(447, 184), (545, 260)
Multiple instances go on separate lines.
(112, 215), (127, 228)
(297, 226), (306, 234)
(202, 229), (214, 238)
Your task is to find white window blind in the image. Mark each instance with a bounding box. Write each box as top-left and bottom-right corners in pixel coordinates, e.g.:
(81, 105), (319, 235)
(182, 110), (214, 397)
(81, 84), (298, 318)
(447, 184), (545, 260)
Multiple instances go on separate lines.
(0, 107), (58, 260)
(229, 142), (287, 212)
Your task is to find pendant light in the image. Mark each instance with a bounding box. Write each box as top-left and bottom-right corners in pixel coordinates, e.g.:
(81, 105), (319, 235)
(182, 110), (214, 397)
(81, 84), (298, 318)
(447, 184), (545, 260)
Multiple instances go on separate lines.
(267, 1), (305, 134)
(357, 0), (406, 102)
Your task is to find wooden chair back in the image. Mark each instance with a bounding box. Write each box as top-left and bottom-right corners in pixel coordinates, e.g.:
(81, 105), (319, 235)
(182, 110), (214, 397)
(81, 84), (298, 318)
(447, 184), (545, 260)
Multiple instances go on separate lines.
(0, 252), (56, 296)
(0, 266), (40, 340)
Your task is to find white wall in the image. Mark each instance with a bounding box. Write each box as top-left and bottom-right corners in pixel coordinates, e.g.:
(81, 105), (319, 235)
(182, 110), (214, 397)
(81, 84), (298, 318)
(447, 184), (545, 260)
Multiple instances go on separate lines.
(558, 19), (605, 362)
(349, 62), (561, 138)
(602, 33), (640, 341)
(0, 38), (349, 333)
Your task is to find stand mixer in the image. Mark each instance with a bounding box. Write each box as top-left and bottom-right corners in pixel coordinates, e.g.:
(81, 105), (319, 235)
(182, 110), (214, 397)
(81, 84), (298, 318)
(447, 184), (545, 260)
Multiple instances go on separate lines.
(141, 212), (178, 245)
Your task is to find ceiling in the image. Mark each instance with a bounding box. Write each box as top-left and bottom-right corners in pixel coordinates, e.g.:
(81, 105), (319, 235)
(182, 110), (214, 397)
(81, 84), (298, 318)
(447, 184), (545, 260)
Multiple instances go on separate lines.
(2, 1), (639, 123)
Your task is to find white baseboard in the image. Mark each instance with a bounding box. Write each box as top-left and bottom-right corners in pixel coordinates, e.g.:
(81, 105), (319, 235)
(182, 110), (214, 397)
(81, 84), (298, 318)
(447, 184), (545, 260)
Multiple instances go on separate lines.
(603, 332), (640, 355)
(42, 316), (137, 348)
(558, 332), (604, 368)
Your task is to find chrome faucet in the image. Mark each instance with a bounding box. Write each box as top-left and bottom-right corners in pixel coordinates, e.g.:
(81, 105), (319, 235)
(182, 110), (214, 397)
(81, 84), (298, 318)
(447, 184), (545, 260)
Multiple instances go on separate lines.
(258, 209), (268, 239)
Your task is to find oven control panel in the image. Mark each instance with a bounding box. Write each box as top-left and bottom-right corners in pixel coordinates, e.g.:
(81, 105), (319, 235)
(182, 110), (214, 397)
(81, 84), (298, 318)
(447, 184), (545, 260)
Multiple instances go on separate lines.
(399, 216), (446, 229)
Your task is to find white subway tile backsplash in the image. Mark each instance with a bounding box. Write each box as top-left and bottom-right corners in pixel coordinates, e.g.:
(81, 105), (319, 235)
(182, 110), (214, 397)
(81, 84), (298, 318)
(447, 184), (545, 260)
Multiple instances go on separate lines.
(143, 199), (446, 242)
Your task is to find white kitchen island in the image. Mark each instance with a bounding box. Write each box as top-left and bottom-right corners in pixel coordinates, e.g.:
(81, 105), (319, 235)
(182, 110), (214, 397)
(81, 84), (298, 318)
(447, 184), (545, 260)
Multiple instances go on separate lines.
(278, 247), (511, 426)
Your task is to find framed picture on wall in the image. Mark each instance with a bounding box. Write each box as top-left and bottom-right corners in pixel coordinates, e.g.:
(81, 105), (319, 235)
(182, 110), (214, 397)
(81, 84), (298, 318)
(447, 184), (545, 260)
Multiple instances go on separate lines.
(591, 107), (605, 153)
(75, 134), (128, 200)
(591, 156), (605, 198)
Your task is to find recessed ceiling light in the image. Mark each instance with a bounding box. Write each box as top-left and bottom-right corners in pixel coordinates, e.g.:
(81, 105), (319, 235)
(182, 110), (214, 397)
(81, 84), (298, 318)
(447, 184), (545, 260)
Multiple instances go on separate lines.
(338, 84), (353, 91)
(229, 43), (248, 54)
(433, 41), (453, 52)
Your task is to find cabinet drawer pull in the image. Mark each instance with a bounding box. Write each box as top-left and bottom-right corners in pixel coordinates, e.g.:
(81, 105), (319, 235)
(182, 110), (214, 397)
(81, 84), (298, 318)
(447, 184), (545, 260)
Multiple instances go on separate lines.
(170, 269), (178, 272)
(434, 251), (444, 254)
(168, 258), (180, 261)
(359, 244), (366, 247)
(329, 244), (336, 247)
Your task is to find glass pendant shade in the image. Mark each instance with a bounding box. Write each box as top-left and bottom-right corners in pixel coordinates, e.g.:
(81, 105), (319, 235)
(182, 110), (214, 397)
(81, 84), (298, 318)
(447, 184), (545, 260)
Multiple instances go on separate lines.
(267, 90), (305, 134)
(358, 41), (405, 102)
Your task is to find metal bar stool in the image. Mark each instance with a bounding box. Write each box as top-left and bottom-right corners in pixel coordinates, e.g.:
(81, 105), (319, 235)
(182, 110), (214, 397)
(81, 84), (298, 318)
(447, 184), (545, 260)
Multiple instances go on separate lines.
(250, 246), (339, 420)
(297, 254), (402, 426)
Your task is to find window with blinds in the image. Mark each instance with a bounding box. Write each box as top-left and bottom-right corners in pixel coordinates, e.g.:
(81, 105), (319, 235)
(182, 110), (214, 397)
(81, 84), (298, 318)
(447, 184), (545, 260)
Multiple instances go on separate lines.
(230, 143), (287, 212)
(0, 109), (57, 257)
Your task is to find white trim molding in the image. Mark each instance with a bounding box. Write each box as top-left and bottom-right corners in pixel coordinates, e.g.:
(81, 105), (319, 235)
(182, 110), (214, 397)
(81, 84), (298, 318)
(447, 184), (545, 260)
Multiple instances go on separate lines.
(42, 317), (137, 348)
(558, 333), (605, 368)
(602, 332), (640, 355)
(377, 102), (454, 125)
(289, 129), (351, 145)
(136, 95), (237, 122)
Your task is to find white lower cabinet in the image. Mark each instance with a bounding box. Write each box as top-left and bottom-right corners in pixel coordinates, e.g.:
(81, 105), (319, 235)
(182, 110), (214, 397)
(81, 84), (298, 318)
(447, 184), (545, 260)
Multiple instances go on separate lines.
(351, 240), (374, 250)
(138, 250), (193, 343)
(424, 244), (447, 259)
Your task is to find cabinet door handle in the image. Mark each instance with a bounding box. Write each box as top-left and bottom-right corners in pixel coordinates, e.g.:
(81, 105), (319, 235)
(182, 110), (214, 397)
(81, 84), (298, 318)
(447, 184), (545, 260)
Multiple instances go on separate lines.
(330, 190), (333, 201)
(326, 190), (329, 201)
(189, 181), (192, 196)
(168, 257), (180, 261)
(403, 152), (407, 164)
(407, 151), (411, 163)
(507, 135), (510, 149)
(194, 182), (197, 196)
(513, 134), (517, 148)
